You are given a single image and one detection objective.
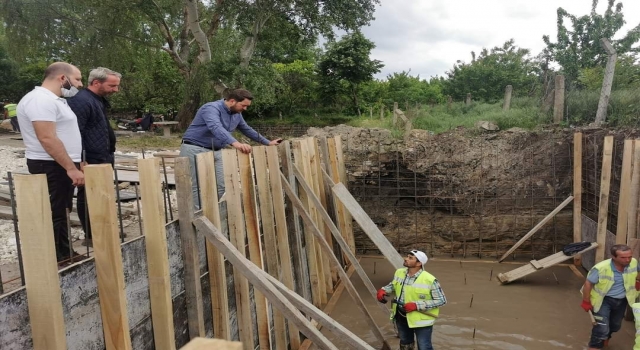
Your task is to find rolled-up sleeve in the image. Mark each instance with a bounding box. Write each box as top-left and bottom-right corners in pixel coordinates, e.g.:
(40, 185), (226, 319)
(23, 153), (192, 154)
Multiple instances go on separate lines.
(202, 104), (237, 146)
(416, 280), (447, 310)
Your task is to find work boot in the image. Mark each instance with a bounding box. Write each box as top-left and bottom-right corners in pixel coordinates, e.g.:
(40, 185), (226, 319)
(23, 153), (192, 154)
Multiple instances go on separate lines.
(399, 343), (415, 350)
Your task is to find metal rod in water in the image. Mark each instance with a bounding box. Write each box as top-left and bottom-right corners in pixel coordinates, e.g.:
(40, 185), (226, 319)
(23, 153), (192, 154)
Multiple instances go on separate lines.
(7, 172), (25, 286)
(134, 183), (143, 236)
(161, 157), (173, 221)
(469, 293), (474, 308)
(489, 269), (493, 281)
(113, 166), (125, 243)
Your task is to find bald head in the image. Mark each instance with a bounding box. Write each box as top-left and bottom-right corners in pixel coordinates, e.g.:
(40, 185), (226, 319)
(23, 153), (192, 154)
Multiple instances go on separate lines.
(44, 62), (78, 80)
(42, 62), (83, 95)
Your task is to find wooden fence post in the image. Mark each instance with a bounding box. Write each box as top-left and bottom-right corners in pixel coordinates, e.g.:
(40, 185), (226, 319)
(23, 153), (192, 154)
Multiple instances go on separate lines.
(595, 38), (618, 125)
(503, 85), (513, 111)
(596, 136), (614, 262)
(553, 75), (565, 123)
(628, 141), (640, 242)
(616, 140), (633, 244)
(465, 93), (471, 106)
(573, 133), (583, 266)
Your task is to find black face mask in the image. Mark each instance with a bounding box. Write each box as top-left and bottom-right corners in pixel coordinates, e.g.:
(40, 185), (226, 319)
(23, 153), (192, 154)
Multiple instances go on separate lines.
(62, 76), (72, 90)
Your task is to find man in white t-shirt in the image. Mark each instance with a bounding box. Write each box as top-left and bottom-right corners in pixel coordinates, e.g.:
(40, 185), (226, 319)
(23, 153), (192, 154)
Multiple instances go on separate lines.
(17, 62), (85, 265)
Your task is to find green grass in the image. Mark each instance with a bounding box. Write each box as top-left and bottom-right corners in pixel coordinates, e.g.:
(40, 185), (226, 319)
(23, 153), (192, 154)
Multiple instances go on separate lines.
(116, 134), (182, 150)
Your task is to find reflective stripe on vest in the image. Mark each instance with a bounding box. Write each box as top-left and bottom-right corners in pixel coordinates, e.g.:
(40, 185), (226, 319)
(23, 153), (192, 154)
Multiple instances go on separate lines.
(589, 258), (638, 313)
(390, 268), (440, 328)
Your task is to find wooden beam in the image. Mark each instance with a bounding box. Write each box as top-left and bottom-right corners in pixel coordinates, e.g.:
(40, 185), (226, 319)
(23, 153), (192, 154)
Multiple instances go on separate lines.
(138, 158), (176, 350)
(628, 141), (640, 242)
(84, 164), (133, 350)
(292, 165), (390, 317)
(14, 174), (67, 350)
(498, 243), (598, 284)
(333, 135), (355, 253)
(292, 140), (323, 307)
(195, 151), (231, 340)
(280, 173), (390, 349)
(330, 181), (404, 269)
(308, 138), (334, 294)
(573, 132), (583, 266)
(221, 149), (254, 347)
(174, 157), (205, 338)
(180, 338), (242, 350)
(278, 141), (311, 305)
(326, 137), (353, 257)
(498, 196), (574, 262)
(193, 217), (340, 350)
(616, 140), (634, 244)
(266, 146), (301, 349)
(595, 39), (617, 125)
(254, 147), (288, 350)
(238, 152), (271, 350)
(596, 136), (614, 262)
(254, 261), (376, 350)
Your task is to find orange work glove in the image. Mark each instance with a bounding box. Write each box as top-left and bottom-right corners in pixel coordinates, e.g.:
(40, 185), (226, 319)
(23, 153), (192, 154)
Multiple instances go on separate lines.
(404, 302), (418, 313)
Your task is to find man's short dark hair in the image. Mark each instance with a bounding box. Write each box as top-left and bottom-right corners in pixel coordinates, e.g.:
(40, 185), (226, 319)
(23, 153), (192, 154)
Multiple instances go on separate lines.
(225, 89), (253, 102)
(611, 244), (631, 257)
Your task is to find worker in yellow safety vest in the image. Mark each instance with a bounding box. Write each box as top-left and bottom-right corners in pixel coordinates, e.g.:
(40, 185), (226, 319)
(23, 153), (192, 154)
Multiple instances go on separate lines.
(632, 302), (640, 350)
(581, 244), (640, 349)
(3, 102), (19, 132)
(377, 250), (447, 350)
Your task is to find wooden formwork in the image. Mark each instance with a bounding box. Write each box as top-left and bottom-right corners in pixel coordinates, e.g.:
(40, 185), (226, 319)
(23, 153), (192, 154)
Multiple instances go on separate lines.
(3, 136), (402, 350)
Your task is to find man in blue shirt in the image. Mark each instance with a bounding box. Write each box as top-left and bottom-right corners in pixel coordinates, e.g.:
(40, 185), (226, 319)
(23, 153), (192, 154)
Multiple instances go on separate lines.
(180, 89), (281, 208)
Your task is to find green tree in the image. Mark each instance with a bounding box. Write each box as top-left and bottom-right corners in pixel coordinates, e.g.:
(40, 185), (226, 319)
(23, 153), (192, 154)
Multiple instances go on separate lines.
(2, 0), (379, 127)
(542, 0), (640, 81)
(317, 31), (383, 115)
(578, 54), (640, 90)
(273, 59), (318, 115)
(444, 39), (538, 102)
(0, 27), (20, 101)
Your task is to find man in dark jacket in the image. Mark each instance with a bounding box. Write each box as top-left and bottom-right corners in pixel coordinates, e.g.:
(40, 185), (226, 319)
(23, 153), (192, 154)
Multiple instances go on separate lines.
(67, 67), (121, 245)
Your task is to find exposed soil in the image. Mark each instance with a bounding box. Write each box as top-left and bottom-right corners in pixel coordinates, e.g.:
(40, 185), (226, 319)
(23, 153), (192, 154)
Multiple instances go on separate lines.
(312, 257), (635, 350)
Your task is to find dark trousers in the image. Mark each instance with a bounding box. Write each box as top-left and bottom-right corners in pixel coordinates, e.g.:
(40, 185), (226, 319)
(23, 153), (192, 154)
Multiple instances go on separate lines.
(26, 159), (78, 261)
(589, 296), (628, 348)
(395, 312), (434, 350)
(10, 117), (19, 132)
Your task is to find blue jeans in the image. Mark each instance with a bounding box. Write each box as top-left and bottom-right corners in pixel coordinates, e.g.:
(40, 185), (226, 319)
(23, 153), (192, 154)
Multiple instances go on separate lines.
(178, 144), (224, 209)
(589, 296), (628, 348)
(395, 312), (434, 350)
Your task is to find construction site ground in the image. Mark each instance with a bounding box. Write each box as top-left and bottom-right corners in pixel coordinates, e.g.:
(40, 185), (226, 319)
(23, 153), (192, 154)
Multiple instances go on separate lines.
(311, 256), (635, 350)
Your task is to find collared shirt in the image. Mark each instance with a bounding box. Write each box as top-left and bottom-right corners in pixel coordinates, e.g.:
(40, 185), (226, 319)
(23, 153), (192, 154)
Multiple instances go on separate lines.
(182, 99), (270, 149)
(382, 268), (447, 311)
(17, 86), (82, 162)
(587, 260), (640, 299)
(67, 89), (115, 164)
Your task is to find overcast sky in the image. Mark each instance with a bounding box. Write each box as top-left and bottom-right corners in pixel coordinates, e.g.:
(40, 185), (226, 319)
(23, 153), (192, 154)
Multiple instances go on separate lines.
(359, 0), (640, 80)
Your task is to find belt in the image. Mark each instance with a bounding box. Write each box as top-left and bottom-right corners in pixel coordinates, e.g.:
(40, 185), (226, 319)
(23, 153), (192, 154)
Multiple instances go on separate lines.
(182, 139), (220, 151)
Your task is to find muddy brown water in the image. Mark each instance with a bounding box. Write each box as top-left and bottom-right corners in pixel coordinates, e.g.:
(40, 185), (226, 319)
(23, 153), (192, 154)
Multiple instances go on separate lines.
(311, 257), (635, 350)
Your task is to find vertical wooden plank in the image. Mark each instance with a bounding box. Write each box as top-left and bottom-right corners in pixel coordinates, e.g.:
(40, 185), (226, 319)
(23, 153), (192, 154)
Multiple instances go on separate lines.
(267, 146), (301, 349)
(327, 138), (355, 255)
(628, 141), (640, 241)
(238, 152), (271, 350)
(616, 140), (633, 244)
(221, 149), (254, 347)
(301, 139), (328, 305)
(573, 132), (583, 266)
(333, 135), (355, 253)
(174, 157), (206, 339)
(278, 142), (311, 305)
(596, 136), (614, 262)
(14, 174), (67, 350)
(292, 140), (322, 307)
(253, 147), (288, 350)
(84, 164), (133, 350)
(308, 138), (333, 294)
(195, 151), (231, 340)
(318, 137), (339, 285)
(138, 158), (176, 350)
